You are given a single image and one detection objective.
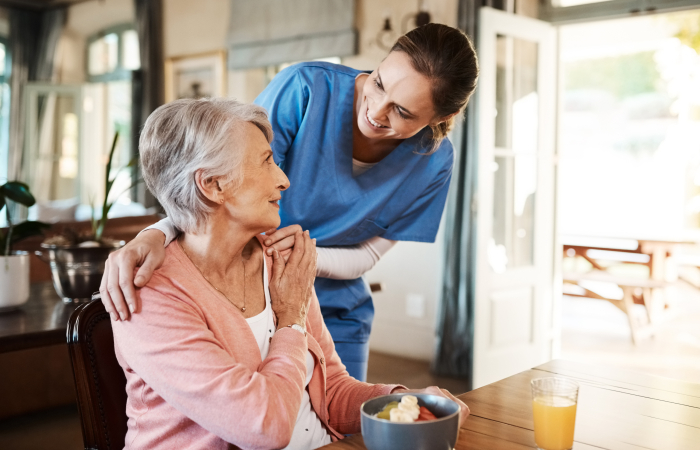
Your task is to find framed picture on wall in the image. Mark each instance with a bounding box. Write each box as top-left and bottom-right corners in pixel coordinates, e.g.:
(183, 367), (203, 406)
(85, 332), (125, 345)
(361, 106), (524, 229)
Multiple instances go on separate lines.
(164, 50), (227, 102)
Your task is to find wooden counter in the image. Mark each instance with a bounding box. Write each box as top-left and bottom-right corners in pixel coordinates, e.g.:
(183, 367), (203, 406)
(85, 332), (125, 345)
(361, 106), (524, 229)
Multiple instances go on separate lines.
(0, 283), (79, 419)
(0, 283), (78, 354)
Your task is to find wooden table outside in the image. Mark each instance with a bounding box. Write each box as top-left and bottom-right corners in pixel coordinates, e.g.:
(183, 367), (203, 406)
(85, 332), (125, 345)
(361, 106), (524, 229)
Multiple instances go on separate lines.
(321, 359), (700, 450)
(562, 235), (692, 284)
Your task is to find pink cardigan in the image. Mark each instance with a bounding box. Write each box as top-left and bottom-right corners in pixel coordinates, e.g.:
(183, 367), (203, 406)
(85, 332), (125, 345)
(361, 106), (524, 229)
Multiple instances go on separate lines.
(112, 236), (403, 449)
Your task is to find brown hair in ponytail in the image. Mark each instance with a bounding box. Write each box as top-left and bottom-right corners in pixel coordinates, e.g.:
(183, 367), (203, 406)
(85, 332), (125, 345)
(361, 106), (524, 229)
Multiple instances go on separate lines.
(391, 23), (479, 154)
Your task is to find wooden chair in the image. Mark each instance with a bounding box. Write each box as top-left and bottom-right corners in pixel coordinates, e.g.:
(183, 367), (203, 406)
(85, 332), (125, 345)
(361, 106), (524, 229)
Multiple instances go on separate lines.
(67, 300), (127, 450)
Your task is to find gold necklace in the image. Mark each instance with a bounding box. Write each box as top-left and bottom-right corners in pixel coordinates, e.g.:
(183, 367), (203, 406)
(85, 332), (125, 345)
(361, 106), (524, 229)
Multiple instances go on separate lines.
(179, 239), (247, 313)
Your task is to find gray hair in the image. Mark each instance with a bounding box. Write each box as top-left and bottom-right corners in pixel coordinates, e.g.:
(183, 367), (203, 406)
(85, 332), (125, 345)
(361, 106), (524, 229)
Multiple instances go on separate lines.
(139, 98), (273, 233)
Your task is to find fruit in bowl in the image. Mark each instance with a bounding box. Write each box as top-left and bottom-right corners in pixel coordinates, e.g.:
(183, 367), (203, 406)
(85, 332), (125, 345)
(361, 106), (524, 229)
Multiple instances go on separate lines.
(361, 393), (461, 450)
(375, 395), (438, 423)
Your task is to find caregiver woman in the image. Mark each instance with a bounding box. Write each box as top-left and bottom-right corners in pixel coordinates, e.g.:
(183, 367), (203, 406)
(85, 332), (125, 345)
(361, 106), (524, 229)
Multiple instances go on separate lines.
(100, 23), (479, 381)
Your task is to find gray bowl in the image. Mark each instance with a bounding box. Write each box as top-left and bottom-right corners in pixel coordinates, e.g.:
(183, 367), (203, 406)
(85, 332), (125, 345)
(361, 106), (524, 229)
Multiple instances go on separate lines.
(361, 393), (460, 450)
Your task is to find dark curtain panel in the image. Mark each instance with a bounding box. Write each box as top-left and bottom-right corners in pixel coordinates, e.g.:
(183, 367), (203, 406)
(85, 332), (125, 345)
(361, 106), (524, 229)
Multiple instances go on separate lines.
(134, 0), (164, 208)
(34, 8), (66, 81)
(431, 0), (480, 387)
(7, 6), (66, 179)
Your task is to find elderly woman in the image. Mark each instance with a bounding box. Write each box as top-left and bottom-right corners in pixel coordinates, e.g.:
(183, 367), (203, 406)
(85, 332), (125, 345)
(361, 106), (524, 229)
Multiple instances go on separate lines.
(110, 98), (468, 450)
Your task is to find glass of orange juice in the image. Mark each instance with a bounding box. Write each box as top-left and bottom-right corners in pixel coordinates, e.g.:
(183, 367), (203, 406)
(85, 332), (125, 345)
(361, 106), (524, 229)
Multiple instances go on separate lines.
(531, 377), (579, 450)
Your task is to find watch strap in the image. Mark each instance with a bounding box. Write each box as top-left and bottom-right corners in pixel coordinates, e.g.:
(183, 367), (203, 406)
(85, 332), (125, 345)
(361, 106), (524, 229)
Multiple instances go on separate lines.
(284, 323), (307, 337)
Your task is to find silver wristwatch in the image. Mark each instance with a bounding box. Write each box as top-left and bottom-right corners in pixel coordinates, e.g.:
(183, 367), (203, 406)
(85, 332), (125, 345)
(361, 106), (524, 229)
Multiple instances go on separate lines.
(287, 323), (306, 336)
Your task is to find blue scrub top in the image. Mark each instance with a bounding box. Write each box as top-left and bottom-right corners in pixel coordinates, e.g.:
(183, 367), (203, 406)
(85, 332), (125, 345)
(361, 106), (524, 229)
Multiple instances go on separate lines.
(255, 62), (454, 344)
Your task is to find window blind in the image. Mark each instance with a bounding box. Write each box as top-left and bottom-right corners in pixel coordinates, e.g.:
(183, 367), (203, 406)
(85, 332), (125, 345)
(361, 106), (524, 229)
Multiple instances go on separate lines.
(227, 0), (357, 69)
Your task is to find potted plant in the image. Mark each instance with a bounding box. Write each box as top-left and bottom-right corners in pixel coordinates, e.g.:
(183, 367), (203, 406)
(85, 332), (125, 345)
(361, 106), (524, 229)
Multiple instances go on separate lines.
(0, 182), (49, 311)
(37, 132), (136, 303)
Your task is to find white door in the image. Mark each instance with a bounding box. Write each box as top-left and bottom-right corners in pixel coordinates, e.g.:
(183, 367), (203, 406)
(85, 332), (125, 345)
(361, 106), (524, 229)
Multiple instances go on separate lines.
(473, 7), (557, 388)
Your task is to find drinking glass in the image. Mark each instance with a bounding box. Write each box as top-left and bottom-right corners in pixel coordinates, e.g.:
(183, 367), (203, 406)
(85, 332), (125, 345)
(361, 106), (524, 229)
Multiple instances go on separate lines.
(531, 377), (579, 450)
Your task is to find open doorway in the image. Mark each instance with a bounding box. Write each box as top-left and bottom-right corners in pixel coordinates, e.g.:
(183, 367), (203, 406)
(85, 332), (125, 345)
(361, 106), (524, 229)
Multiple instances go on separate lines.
(558, 9), (700, 381)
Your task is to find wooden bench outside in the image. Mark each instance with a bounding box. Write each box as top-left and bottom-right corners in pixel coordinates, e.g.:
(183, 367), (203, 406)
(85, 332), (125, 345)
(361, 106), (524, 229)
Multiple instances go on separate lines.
(563, 271), (666, 345)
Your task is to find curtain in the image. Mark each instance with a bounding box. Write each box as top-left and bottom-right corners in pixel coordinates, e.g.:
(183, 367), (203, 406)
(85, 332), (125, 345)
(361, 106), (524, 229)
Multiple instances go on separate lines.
(227, 0), (357, 70)
(7, 6), (65, 187)
(134, 0), (164, 208)
(134, 0), (164, 126)
(431, 0), (480, 387)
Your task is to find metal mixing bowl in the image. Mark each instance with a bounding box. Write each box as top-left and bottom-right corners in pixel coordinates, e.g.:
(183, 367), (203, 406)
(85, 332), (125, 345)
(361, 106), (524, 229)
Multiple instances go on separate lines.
(37, 241), (124, 304)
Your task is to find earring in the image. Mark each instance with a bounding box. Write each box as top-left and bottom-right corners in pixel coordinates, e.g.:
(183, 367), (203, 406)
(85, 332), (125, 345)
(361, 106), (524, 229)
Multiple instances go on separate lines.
(219, 198), (225, 204)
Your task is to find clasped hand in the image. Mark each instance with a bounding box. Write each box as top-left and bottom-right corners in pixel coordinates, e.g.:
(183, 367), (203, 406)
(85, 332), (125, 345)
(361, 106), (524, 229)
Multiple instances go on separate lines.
(269, 230), (317, 329)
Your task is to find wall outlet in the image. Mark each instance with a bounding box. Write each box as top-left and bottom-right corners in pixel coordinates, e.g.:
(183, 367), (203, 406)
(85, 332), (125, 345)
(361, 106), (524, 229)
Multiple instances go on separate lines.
(369, 282), (384, 293)
(405, 294), (426, 318)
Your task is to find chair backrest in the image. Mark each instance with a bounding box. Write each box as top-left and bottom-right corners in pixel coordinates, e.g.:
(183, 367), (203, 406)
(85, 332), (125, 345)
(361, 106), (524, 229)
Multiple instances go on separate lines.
(67, 300), (127, 450)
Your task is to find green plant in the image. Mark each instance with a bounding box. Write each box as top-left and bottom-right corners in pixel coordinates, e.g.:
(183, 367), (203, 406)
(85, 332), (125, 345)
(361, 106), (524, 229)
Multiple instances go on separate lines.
(40, 131), (139, 247)
(91, 131), (138, 242)
(0, 182), (50, 256)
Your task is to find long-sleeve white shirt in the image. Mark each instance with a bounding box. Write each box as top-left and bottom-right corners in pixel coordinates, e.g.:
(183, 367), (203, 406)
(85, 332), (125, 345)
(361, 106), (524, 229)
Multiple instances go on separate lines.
(144, 219), (396, 280)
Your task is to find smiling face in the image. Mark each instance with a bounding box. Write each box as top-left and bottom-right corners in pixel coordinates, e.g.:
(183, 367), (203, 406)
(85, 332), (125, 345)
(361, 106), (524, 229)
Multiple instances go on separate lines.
(357, 51), (438, 141)
(220, 122), (289, 233)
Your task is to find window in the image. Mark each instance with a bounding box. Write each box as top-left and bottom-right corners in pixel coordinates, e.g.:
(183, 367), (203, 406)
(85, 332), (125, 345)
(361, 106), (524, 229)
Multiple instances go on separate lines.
(542, 0), (700, 24)
(83, 25), (141, 214)
(86, 24), (140, 82)
(551, 0), (613, 7)
(0, 38), (10, 183)
(558, 10), (700, 237)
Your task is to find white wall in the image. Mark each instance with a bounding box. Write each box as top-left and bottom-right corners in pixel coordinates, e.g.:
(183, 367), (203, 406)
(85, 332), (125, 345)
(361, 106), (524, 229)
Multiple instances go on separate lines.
(66, 0), (134, 38)
(344, 0), (458, 70)
(163, 0), (229, 58)
(365, 221), (448, 361)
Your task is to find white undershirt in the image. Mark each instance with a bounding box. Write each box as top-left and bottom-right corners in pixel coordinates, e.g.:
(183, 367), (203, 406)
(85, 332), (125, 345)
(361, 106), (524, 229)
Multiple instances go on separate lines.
(144, 219), (396, 280)
(248, 258), (331, 450)
(315, 236), (396, 280)
(352, 157), (377, 177)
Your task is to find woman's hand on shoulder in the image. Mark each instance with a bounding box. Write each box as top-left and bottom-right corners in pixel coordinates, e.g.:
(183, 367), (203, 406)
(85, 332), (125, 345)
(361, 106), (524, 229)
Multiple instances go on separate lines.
(269, 230), (317, 329)
(263, 225), (304, 263)
(99, 229), (166, 321)
(392, 386), (470, 427)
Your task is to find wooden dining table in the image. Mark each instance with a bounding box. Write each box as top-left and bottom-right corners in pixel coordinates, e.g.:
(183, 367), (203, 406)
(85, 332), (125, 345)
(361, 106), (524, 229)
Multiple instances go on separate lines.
(320, 359), (700, 449)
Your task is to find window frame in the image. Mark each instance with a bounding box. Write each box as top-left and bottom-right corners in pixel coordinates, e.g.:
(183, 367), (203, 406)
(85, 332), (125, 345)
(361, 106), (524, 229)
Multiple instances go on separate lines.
(540, 0), (700, 24)
(85, 23), (139, 83)
(0, 36), (11, 183)
(0, 36), (9, 84)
